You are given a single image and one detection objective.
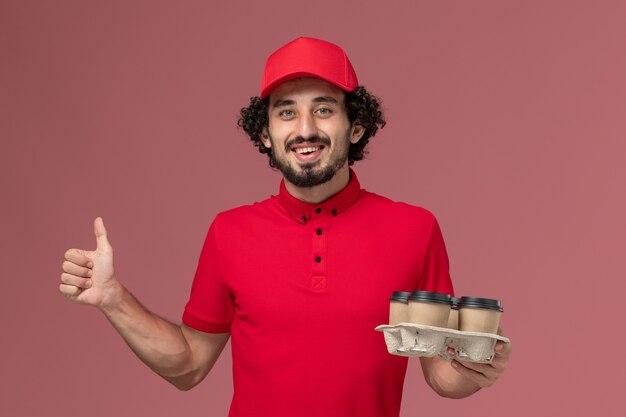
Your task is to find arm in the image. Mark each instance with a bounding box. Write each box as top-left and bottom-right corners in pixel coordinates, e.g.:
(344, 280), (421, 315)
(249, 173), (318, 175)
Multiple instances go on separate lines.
(59, 217), (228, 390)
(416, 215), (511, 397)
(419, 332), (512, 398)
(100, 285), (230, 390)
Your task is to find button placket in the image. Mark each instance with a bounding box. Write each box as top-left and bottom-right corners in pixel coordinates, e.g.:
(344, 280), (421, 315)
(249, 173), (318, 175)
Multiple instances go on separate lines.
(310, 207), (330, 290)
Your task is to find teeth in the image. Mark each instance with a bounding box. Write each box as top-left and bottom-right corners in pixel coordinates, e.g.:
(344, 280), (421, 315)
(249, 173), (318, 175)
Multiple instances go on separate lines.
(294, 146), (321, 154)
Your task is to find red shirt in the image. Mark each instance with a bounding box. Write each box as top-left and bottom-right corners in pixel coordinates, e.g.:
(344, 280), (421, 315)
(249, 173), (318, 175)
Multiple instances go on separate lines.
(183, 171), (454, 417)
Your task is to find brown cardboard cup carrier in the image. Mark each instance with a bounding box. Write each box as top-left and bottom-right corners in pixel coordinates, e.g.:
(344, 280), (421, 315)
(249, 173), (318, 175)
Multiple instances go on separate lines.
(378, 294), (508, 363)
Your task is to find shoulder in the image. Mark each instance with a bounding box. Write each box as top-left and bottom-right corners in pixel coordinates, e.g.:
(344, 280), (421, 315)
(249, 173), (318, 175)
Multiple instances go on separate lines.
(211, 195), (281, 230)
(356, 190), (437, 224)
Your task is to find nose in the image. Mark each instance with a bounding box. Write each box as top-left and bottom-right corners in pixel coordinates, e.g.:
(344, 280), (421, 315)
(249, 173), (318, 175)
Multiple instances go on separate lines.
(295, 111), (319, 139)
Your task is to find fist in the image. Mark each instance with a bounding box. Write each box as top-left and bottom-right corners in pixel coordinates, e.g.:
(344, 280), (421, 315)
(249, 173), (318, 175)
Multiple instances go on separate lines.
(59, 217), (119, 308)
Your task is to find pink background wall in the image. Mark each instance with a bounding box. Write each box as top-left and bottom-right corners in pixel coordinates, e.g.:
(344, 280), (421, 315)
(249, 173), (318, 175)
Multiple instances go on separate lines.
(2, 1), (625, 416)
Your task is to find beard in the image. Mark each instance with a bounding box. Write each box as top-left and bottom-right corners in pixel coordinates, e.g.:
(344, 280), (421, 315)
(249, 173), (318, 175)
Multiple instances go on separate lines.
(268, 133), (350, 188)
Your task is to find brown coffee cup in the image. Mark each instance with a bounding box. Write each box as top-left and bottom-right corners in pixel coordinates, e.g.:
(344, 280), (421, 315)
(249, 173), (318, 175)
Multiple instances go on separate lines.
(447, 297), (460, 329)
(458, 296), (503, 334)
(407, 291), (451, 328)
(389, 291), (411, 325)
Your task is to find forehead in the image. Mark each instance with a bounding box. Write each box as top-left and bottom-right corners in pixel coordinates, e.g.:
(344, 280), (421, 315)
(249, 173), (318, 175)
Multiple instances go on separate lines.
(269, 77), (344, 107)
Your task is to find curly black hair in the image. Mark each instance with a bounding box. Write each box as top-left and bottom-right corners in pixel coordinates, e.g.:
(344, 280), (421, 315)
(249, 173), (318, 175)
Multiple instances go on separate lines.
(237, 86), (386, 167)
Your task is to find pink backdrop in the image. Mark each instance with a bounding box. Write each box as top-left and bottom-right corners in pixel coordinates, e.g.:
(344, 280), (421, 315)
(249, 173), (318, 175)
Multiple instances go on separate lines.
(2, 1), (624, 416)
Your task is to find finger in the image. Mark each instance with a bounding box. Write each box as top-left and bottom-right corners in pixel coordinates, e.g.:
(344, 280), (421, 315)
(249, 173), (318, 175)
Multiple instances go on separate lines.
(447, 348), (501, 376)
(59, 283), (83, 298)
(451, 360), (493, 387)
(94, 217), (112, 253)
(488, 353), (509, 373)
(447, 347), (497, 369)
(60, 273), (92, 289)
(453, 358), (497, 375)
(62, 261), (93, 278)
(489, 343), (511, 371)
(495, 340), (512, 356)
(64, 249), (93, 268)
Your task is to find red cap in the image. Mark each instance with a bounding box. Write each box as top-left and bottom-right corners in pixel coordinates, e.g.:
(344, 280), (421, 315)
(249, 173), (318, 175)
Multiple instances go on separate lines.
(260, 37), (359, 99)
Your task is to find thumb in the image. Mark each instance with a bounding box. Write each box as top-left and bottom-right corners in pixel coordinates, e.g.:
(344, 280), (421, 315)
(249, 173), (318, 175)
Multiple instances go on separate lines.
(94, 217), (113, 252)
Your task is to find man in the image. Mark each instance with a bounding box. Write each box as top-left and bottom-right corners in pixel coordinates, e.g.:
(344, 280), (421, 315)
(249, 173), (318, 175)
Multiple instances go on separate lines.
(59, 37), (511, 417)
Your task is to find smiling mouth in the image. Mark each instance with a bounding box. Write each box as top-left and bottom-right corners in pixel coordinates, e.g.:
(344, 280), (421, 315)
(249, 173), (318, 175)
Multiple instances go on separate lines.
(292, 145), (325, 155)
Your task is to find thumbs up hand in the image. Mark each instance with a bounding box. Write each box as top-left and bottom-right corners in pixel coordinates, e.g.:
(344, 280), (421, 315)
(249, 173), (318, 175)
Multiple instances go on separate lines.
(60, 217), (121, 309)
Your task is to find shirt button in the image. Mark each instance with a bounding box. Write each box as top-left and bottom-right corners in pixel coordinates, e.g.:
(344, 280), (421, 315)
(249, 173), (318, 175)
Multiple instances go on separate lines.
(315, 208), (322, 214)
(316, 228), (322, 235)
(314, 256), (322, 263)
(331, 209), (337, 216)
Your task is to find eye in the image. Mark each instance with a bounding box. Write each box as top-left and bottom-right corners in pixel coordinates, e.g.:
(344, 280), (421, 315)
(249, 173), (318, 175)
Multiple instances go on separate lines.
(279, 109), (295, 118)
(315, 107), (332, 116)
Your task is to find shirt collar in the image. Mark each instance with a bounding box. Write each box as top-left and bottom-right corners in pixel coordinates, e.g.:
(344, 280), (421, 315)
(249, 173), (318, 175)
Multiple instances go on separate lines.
(278, 169), (361, 223)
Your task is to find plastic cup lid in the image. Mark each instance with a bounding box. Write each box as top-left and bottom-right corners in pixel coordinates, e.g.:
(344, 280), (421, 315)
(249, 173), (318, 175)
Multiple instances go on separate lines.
(389, 291), (411, 303)
(459, 296), (503, 312)
(408, 290), (452, 305)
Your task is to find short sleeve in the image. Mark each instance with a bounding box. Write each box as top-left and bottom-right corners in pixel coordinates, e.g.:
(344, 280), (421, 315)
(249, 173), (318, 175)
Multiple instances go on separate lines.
(182, 220), (234, 333)
(416, 215), (455, 296)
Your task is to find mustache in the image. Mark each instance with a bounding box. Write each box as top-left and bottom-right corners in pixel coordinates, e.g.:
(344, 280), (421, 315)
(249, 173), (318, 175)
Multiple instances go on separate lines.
(284, 136), (331, 153)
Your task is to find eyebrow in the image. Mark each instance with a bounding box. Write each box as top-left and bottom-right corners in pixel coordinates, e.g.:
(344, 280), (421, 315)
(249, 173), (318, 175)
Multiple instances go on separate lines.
(271, 96), (339, 109)
(312, 96), (339, 104)
(272, 99), (296, 108)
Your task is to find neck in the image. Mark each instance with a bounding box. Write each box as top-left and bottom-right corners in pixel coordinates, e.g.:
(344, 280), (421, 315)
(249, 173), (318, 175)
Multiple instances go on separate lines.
(284, 164), (350, 204)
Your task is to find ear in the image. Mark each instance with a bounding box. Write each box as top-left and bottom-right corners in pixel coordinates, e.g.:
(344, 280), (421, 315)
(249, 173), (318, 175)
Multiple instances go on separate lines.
(261, 128), (271, 148)
(349, 124), (366, 144)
